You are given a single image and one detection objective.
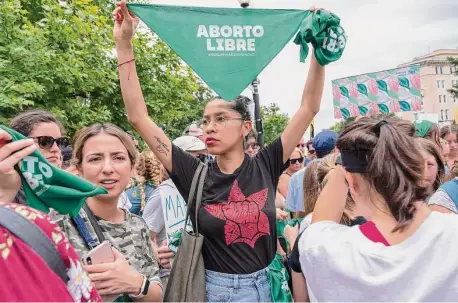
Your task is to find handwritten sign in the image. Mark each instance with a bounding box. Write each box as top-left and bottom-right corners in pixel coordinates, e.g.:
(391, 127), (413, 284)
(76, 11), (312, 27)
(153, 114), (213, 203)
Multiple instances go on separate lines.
(160, 180), (192, 252)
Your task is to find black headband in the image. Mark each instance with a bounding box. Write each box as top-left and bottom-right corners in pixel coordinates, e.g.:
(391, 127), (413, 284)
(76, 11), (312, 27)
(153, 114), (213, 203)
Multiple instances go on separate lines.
(340, 149), (369, 173)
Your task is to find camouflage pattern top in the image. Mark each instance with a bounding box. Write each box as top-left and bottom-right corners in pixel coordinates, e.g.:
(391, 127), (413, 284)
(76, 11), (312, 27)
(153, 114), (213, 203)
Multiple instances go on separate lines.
(55, 208), (162, 289)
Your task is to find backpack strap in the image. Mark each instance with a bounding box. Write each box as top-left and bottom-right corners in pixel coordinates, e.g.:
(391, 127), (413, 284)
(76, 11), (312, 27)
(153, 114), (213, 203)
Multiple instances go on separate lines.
(72, 204), (106, 250)
(439, 179), (458, 209)
(0, 206), (69, 283)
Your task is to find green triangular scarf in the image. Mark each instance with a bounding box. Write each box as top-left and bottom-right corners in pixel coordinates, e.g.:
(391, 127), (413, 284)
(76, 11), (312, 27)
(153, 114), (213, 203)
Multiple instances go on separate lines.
(414, 120), (433, 138)
(0, 125), (107, 216)
(128, 4), (347, 101)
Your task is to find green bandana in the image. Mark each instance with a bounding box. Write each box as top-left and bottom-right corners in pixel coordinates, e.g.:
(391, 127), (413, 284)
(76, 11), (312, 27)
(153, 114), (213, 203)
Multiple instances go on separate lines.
(127, 4), (346, 100)
(0, 125), (107, 216)
(414, 120), (433, 138)
(293, 10), (347, 65)
(268, 253), (293, 302)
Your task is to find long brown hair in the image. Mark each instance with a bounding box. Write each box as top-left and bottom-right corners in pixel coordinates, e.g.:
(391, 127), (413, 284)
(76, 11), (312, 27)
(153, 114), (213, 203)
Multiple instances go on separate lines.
(301, 161), (321, 217)
(337, 117), (429, 232)
(416, 138), (445, 191)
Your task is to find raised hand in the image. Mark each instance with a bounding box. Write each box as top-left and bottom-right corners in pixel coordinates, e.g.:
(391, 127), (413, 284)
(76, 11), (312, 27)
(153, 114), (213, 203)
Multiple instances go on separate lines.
(0, 129), (36, 202)
(113, 1), (140, 45)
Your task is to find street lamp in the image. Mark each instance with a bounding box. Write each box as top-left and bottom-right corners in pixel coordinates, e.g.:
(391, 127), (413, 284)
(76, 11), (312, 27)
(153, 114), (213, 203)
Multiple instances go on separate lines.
(239, 0), (264, 146)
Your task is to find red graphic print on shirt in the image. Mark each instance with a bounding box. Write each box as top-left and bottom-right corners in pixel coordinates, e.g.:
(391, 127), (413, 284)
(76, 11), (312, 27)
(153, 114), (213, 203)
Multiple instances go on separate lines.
(204, 180), (270, 248)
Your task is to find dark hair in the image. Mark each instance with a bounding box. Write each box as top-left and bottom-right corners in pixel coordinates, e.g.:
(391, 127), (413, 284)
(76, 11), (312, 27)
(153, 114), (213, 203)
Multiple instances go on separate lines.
(337, 117), (429, 232)
(306, 140), (313, 151)
(440, 124), (458, 139)
(9, 110), (64, 137)
(417, 138), (445, 192)
(212, 95), (252, 121)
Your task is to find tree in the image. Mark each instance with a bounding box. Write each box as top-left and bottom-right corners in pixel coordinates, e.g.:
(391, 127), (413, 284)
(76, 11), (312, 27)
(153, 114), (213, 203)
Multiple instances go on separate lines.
(449, 57), (458, 99)
(260, 103), (289, 144)
(0, 0), (211, 140)
(330, 117), (355, 134)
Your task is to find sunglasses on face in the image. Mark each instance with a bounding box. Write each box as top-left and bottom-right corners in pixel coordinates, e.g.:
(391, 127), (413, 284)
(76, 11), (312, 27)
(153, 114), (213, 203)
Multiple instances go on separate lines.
(288, 157), (304, 165)
(30, 136), (69, 150)
(308, 149), (316, 154)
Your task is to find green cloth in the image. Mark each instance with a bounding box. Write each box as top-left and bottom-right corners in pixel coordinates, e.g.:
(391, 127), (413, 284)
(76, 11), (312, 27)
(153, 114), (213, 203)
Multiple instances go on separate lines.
(276, 219), (287, 239)
(287, 217), (303, 227)
(293, 9), (347, 65)
(127, 4), (346, 100)
(267, 253), (293, 302)
(414, 120), (433, 137)
(1, 125), (107, 216)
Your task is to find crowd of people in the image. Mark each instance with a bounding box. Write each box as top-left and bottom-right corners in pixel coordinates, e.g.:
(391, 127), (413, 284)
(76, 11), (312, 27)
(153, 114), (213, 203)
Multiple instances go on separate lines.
(1, 1), (458, 302)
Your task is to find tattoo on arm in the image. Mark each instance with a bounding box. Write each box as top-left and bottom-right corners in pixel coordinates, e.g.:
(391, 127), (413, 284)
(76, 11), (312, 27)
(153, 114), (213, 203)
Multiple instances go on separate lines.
(154, 136), (170, 156)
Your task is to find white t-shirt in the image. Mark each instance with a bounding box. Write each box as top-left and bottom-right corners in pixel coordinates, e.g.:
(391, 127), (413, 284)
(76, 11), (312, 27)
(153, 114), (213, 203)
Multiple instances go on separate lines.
(299, 212), (458, 301)
(117, 191), (132, 210)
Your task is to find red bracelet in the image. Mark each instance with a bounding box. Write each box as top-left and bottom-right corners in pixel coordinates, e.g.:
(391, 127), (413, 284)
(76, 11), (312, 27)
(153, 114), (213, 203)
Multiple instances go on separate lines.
(117, 58), (135, 67)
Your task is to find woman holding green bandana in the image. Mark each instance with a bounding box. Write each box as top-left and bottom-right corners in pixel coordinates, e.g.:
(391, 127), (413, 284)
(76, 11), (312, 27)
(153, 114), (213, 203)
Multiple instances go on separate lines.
(113, 1), (325, 301)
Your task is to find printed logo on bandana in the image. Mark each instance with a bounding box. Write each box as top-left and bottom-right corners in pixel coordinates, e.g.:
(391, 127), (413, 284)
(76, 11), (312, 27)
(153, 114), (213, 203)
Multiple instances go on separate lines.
(197, 25), (264, 56)
(204, 180), (269, 248)
(322, 26), (347, 53)
(21, 156), (52, 196)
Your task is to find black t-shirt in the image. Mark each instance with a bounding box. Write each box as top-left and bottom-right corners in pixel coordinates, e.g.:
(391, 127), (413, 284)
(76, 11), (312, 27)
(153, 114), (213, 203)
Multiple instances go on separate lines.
(170, 138), (284, 274)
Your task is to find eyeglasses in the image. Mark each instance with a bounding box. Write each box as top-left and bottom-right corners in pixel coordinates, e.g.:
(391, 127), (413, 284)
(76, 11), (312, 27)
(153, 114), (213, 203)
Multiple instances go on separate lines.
(200, 116), (244, 131)
(288, 157), (304, 165)
(297, 144), (305, 148)
(29, 136), (69, 150)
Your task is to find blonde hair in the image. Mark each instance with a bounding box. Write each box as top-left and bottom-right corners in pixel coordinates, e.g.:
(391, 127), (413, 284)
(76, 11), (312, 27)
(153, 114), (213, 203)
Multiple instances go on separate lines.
(135, 150), (167, 212)
(290, 147), (304, 159)
(317, 153), (354, 225)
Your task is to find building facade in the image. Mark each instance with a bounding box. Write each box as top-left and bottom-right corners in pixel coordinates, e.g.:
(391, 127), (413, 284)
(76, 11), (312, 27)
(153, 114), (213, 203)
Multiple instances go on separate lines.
(397, 49), (458, 124)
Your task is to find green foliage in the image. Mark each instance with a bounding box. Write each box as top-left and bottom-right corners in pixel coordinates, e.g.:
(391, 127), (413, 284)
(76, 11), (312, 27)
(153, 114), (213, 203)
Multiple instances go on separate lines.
(330, 117), (355, 134)
(260, 103), (289, 144)
(0, 0), (211, 140)
(449, 57), (458, 99)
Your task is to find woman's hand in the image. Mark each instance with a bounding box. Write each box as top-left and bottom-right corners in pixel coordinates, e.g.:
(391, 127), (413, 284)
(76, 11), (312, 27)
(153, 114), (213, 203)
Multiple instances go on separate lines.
(284, 224), (299, 248)
(157, 241), (174, 269)
(276, 208), (288, 221)
(86, 249), (143, 296)
(113, 1), (139, 46)
(0, 130), (36, 202)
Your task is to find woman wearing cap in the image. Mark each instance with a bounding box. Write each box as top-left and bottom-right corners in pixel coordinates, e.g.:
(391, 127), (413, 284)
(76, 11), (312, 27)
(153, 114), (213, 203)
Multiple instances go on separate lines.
(113, 2), (325, 301)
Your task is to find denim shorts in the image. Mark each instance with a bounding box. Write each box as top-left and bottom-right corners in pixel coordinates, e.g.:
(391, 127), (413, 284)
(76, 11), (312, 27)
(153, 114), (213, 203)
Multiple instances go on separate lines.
(205, 267), (272, 302)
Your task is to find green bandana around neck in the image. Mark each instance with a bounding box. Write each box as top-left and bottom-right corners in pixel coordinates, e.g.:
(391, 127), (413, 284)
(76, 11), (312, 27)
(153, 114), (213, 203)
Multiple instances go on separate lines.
(127, 4), (347, 100)
(0, 125), (107, 216)
(414, 120), (433, 138)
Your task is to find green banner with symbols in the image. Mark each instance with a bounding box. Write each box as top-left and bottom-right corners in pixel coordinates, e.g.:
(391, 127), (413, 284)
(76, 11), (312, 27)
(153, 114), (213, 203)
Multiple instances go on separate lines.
(128, 4), (347, 100)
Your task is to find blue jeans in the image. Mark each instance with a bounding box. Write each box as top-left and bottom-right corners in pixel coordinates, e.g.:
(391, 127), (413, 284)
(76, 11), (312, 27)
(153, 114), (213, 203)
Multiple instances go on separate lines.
(205, 268), (272, 302)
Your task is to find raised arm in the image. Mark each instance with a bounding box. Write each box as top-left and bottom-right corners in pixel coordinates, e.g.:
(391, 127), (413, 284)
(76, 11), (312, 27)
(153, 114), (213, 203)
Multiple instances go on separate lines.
(281, 53), (325, 163)
(113, 1), (172, 171)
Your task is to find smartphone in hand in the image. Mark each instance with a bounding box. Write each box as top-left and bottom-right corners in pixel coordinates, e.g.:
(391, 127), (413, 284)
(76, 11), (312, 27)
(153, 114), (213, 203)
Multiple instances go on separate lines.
(81, 241), (114, 265)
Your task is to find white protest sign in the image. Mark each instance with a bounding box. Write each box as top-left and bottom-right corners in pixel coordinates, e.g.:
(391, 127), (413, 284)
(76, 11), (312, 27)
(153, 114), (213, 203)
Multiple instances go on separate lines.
(160, 181), (192, 252)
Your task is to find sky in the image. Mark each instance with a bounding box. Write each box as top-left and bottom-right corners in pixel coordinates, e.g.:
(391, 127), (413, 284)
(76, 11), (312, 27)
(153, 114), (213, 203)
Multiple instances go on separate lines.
(138, 0), (458, 134)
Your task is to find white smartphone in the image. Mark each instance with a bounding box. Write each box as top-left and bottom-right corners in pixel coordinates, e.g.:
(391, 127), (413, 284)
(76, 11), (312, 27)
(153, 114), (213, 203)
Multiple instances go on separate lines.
(81, 241), (115, 265)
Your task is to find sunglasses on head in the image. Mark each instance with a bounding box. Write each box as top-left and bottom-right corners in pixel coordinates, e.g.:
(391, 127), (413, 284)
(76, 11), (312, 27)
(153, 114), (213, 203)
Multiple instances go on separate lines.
(288, 157), (304, 165)
(30, 136), (69, 150)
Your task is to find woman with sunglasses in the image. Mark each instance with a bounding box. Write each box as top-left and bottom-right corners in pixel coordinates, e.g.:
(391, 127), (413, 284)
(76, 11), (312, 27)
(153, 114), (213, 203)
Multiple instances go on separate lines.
(277, 148), (305, 200)
(113, 2), (325, 301)
(10, 110), (69, 168)
(0, 110), (69, 205)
